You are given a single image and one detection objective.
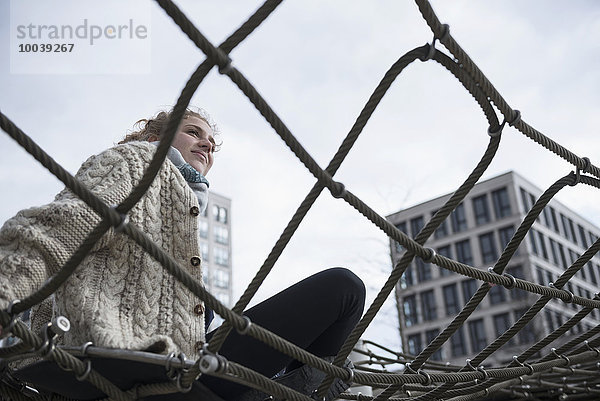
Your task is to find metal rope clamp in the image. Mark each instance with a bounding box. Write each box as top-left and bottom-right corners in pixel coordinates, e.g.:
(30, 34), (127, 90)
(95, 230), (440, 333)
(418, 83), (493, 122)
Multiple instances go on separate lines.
(109, 205), (129, 233)
(551, 348), (572, 369)
(421, 248), (436, 263)
(330, 181), (346, 199)
(420, 24), (449, 62)
(166, 352), (193, 393)
(236, 315), (252, 335)
(218, 56), (234, 75)
(488, 110), (521, 138)
(199, 343), (228, 376)
(512, 356), (534, 375)
(502, 273), (517, 290)
(569, 157), (591, 187)
(584, 340), (600, 357)
(344, 364), (355, 385)
(417, 369), (432, 386)
(1, 299), (22, 339)
(75, 359), (92, 382)
(403, 362), (417, 374)
(38, 316), (71, 359)
(549, 283), (574, 304)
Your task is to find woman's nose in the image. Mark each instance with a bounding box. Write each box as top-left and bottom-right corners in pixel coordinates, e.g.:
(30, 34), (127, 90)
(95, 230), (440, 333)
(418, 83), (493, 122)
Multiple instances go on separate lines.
(199, 139), (213, 152)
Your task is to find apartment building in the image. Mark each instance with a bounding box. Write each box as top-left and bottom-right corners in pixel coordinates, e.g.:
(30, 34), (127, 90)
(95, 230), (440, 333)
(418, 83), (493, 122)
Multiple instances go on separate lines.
(202, 191), (233, 311)
(387, 171), (600, 366)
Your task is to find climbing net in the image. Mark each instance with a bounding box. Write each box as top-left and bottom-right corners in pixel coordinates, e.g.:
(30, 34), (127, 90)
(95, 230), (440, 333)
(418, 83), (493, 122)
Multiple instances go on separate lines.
(1, 0), (600, 400)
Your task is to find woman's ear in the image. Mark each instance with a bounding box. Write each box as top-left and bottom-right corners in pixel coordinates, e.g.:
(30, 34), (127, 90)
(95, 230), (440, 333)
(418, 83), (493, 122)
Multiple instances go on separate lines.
(148, 135), (159, 142)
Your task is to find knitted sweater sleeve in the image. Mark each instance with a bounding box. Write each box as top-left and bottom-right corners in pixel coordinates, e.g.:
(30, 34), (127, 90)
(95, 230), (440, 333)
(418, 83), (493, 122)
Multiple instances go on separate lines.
(0, 144), (146, 311)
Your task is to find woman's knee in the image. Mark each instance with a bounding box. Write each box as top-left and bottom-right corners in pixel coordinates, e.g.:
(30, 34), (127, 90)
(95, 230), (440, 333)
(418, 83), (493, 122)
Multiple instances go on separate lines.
(320, 267), (366, 299)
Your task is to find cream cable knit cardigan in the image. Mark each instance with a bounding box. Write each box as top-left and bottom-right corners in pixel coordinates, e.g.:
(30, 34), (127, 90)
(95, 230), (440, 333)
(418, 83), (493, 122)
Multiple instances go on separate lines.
(0, 142), (206, 357)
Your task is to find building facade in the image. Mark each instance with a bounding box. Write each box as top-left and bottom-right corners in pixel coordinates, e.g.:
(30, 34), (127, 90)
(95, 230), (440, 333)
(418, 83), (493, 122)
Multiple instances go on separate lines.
(387, 171), (600, 366)
(202, 191), (233, 316)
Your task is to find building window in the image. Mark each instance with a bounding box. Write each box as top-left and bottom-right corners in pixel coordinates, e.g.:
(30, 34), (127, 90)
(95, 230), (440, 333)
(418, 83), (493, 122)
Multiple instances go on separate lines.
(537, 230), (548, 260)
(548, 207), (560, 233)
(545, 310), (555, 332)
(554, 311), (564, 327)
(213, 269), (229, 288)
(506, 265), (527, 300)
(425, 329), (443, 361)
(529, 228), (549, 260)
(421, 290), (437, 321)
(568, 250), (585, 280)
(491, 187), (512, 219)
(462, 279), (478, 302)
(437, 245), (453, 277)
(214, 226), (229, 244)
(472, 194), (491, 226)
(401, 266), (414, 289)
(415, 259), (432, 283)
(520, 187), (532, 213)
(479, 232), (498, 263)
(548, 238), (560, 266)
(450, 327), (467, 357)
(443, 284), (460, 316)
(557, 243), (569, 269)
(535, 266), (545, 285)
(514, 308), (537, 345)
(214, 246), (229, 266)
(498, 225), (516, 254)
(213, 205), (228, 224)
(433, 211), (449, 239)
(403, 295), (418, 327)
(560, 214), (576, 243)
(199, 220), (208, 239)
(215, 291), (230, 306)
(395, 222), (408, 252)
(528, 230), (539, 256)
(407, 333), (423, 356)
(493, 312), (513, 345)
(587, 262), (598, 286)
(410, 216), (425, 238)
(450, 203), (468, 233)
(489, 284), (506, 305)
(455, 239), (473, 265)
(542, 207), (553, 230)
(568, 249), (580, 267)
(468, 319), (487, 353)
(578, 224), (589, 248)
(199, 241), (209, 262)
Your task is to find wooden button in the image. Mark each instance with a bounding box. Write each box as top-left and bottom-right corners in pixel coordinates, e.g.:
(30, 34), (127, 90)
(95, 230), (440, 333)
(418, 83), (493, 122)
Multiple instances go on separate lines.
(190, 256), (201, 266)
(194, 341), (204, 353)
(194, 304), (204, 315)
(190, 206), (200, 216)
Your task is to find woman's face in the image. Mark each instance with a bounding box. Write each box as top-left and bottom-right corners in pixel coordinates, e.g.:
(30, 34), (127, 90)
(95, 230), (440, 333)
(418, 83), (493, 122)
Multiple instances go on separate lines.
(171, 115), (216, 175)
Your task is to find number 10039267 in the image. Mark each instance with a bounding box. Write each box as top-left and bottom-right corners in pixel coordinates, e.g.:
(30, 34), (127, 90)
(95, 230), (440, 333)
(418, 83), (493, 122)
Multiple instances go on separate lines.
(18, 43), (74, 53)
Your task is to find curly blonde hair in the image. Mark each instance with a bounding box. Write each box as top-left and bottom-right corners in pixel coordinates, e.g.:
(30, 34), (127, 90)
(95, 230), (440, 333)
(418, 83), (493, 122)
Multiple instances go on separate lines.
(119, 107), (221, 151)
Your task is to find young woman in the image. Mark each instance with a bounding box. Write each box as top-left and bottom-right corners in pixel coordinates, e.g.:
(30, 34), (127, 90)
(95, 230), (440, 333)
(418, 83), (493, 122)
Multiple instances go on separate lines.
(0, 108), (365, 400)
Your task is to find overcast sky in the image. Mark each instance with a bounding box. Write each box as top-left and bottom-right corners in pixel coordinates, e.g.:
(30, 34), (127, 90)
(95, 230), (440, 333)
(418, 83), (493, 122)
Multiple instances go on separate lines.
(2, 1), (599, 351)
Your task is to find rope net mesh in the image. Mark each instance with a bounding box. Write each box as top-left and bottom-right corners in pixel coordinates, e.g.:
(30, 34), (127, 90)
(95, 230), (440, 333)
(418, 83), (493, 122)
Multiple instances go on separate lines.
(1, 0), (599, 400)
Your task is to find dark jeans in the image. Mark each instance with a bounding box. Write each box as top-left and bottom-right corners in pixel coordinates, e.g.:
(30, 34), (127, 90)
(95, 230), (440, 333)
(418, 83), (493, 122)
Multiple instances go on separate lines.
(200, 268), (366, 400)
